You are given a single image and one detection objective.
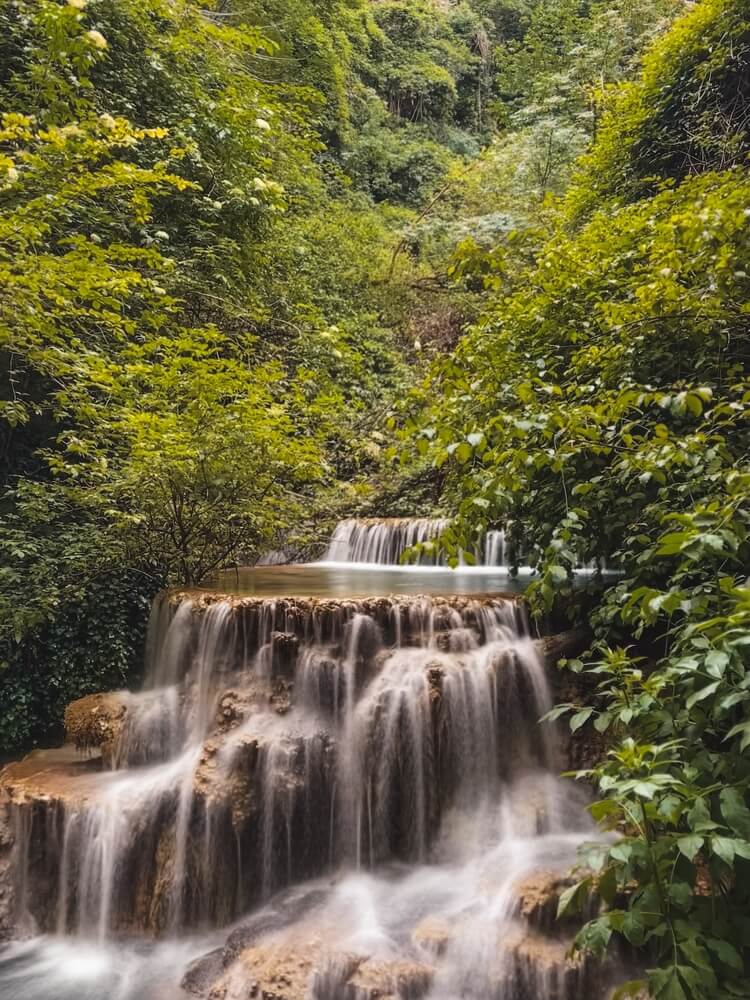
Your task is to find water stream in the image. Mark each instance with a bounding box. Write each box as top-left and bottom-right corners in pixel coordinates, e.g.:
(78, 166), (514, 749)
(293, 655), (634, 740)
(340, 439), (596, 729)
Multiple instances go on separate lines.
(0, 519), (606, 1000)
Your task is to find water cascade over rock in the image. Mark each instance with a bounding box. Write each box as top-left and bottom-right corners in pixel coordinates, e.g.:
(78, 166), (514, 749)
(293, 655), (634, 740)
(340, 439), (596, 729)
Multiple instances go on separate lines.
(0, 519), (616, 1000)
(320, 518), (611, 576)
(324, 519), (451, 565)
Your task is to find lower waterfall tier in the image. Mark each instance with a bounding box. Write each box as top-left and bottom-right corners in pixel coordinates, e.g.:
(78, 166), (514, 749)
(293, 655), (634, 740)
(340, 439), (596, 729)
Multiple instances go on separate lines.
(0, 587), (616, 999)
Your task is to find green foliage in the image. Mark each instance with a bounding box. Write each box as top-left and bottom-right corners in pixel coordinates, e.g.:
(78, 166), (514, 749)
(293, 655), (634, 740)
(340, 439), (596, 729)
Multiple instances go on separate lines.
(567, 0), (750, 217)
(403, 0), (750, 994)
(404, 0), (682, 298)
(0, 0), (422, 753)
(0, 482), (157, 752)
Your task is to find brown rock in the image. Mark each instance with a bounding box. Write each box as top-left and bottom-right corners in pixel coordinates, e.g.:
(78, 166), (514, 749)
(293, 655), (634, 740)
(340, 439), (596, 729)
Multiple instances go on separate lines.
(64, 692), (128, 764)
(514, 870), (585, 934)
(347, 957), (433, 999)
(412, 917), (452, 957)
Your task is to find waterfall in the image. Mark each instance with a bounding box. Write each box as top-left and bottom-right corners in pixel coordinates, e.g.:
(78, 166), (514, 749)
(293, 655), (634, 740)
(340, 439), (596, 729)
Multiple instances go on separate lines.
(0, 542), (610, 1000)
(322, 518), (516, 568)
(322, 518), (610, 574)
(324, 518), (451, 565)
(322, 518), (520, 570)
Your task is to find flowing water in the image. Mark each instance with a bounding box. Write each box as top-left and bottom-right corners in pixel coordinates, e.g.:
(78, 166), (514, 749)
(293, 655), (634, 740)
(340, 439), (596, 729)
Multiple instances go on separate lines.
(0, 518), (607, 1000)
(323, 518), (516, 568)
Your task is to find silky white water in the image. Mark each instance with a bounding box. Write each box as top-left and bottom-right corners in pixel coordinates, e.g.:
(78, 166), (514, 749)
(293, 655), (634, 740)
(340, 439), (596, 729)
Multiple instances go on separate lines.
(0, 518), (602, 1000)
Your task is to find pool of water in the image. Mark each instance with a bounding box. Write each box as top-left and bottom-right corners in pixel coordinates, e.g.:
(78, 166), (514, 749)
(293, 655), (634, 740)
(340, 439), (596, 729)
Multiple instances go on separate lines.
(205, 562), (532, 598)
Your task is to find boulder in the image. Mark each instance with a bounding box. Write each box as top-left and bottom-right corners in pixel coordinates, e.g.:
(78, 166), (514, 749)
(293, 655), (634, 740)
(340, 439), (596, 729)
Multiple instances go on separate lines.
(64, 692), (128, 764)
(347, 957), (433, 999)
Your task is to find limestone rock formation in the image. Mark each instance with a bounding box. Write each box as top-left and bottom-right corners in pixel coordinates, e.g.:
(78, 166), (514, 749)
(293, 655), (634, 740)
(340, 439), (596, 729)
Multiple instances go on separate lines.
(64, 692), (128, 763)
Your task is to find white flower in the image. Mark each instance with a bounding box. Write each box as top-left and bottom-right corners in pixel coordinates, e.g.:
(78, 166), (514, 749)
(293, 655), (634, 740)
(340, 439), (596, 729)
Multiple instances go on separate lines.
(255, 118), (271, 131)
(87, 29), (108, 49)
(99, 113), (117, 130)
(68, 0), (87, 8)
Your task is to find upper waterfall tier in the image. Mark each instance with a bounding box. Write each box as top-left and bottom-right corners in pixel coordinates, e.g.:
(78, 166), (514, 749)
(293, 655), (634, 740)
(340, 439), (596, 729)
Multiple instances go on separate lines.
(322, 518), (514, 569)
(320, 517), (611, 575)
(324, 518), (451, 565)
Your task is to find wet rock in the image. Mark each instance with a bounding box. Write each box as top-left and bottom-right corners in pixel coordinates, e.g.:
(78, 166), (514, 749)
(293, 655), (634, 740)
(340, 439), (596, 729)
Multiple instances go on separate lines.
(270, 678), (293, 715)
(170, 591), (523, 653)
(515, 871), (584, 934)
(0, 746), (102, 804)
(207, 939), (327, 1000)
(64, 692), (128, 763)
(220, 887), (331, 967)
(0, 749), (98, 938)
(412, 917), (452, 957)
(270, 632), (299, 679)
(182, 948), (225, 997)
(536, 629), (590, 671)
(347, 957), (433, 999)
(0, 793), (15, 941)
(199, 938), (433, 1000)
(536, 628), (613, 774)
(502, 930), (607, 1000)
(216, 683), (277, 731)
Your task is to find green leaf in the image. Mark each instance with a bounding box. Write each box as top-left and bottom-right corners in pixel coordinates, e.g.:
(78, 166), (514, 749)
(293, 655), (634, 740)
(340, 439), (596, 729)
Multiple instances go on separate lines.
(576, 915), (612, 954)
(686, 681), (719, 710)
(726, 721), (750, 752)
(622, 907), (646, 946)
(677, 835), (703, 861)
(570, 707), (594, 732)
(720, 788), (750, 839)
(590, 798), (620, 823)
(711, 836), (736, 866)
(668, 881), (693, 909)
(706, 937), (744, 972)
(705, 650), (729, 677)
(557, 877), (592, 918)
(687, 798), (714, 832)
(598, 865), (617, 904)
(610, 842), (633, 864)
(650, 966), (688, 1000)
(594, 711), (613, 733)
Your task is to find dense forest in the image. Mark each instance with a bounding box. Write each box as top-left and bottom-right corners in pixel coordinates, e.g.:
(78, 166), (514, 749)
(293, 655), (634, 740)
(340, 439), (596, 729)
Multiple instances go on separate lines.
(1, 0), (749, 997)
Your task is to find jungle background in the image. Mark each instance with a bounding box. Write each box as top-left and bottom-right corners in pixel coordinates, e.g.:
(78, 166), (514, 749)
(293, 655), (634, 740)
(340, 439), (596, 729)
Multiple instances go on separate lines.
(1, 1), (749, 995)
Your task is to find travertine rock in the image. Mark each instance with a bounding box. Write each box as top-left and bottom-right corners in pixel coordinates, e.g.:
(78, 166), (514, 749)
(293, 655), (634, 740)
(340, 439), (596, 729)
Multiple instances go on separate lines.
(514, 870), (582, 934)
(64, 692), (128, 763)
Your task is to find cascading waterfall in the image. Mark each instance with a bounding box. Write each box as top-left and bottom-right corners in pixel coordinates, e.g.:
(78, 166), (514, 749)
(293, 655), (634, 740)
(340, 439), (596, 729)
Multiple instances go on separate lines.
(0, 523), (612, 1000)
(324, 518), (451, 565)
(320, 518), (609, 574)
